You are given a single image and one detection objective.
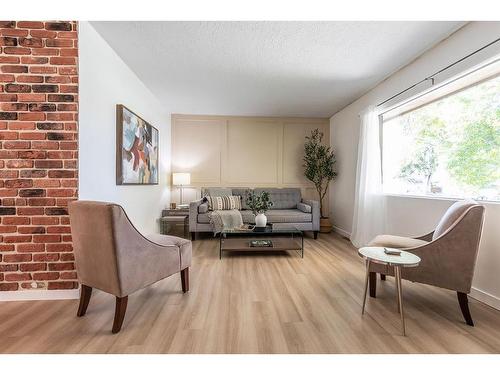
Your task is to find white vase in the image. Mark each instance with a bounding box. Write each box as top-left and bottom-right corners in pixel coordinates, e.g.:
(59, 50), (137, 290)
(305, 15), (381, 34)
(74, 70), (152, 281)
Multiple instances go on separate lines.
(255, 213), (267, 227)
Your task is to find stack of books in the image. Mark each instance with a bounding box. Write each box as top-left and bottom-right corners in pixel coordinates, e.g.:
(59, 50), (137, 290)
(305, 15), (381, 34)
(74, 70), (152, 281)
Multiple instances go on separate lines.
(250, 240), (273, 247)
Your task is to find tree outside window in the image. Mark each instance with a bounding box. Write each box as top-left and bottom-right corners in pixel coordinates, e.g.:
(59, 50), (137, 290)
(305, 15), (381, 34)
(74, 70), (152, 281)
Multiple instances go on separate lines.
(383, 74), (500, 201)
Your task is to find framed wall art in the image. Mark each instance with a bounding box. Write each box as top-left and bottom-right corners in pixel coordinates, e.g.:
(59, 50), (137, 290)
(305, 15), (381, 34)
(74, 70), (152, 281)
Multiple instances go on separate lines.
(116, 104), (159, 185)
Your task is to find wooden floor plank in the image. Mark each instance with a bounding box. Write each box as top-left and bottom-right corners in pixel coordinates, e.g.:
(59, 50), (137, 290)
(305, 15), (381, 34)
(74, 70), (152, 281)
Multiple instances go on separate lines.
(0, 232), (499, 353)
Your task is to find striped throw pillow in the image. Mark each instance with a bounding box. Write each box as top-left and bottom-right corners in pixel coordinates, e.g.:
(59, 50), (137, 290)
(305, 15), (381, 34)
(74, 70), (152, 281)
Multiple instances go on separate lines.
(207, 195), (242, 211)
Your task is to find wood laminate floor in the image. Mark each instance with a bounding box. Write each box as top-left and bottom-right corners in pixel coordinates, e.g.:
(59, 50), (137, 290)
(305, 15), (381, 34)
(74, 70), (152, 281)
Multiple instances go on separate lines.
(1, 233), (500, 354)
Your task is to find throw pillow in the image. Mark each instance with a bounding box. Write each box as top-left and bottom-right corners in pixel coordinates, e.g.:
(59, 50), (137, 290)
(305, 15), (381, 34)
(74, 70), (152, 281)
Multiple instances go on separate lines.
(207, 195), (242, 211)
(198, 202), (209, 213)
(297, 202), (312, 213)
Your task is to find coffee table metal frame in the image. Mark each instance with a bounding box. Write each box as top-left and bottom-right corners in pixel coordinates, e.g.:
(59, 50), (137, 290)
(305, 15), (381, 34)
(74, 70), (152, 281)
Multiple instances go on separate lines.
(219, 226), (304, 259)
(358, 246), (421, 336)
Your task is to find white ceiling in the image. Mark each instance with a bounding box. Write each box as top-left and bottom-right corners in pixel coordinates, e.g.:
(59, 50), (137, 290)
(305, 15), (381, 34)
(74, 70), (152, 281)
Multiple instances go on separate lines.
(91, 21), (465, 118)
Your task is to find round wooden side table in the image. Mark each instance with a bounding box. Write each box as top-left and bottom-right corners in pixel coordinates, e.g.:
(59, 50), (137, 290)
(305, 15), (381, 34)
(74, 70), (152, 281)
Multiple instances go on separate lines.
(358, 246), (421, 336)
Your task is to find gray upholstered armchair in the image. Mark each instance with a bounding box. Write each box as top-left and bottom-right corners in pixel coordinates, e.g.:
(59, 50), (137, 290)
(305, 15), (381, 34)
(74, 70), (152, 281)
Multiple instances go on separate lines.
(367, 200), (485, 326)
(69, 201), (192, 333)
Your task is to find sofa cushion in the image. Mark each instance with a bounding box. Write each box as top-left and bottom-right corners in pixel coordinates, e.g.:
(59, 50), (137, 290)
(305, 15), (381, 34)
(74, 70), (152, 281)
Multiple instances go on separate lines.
(265, 209), (311, 223)
(240, 210), (256, 223)
(198, 211), (253, 224)
(197, 209), (311, 224)
(254, 188), (301, 209)
(368, 235), (428, 249)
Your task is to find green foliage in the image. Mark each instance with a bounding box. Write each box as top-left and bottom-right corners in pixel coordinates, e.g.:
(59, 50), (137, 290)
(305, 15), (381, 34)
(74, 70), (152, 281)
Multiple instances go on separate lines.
(399, 143), (437, 189)
(245, 190), (273, 215)
(303, 129), (337, 217)
(395, 75), (500, 197)
(398, 116), (446, 191)
(447, 118), (500, 188)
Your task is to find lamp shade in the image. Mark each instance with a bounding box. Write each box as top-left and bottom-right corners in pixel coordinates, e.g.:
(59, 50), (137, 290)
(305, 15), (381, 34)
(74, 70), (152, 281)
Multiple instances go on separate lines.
(172, 172), (191, 186)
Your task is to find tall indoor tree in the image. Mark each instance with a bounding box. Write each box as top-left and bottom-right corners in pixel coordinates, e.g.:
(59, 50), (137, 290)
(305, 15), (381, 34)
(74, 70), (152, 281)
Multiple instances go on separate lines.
(303, 129), (337, 220)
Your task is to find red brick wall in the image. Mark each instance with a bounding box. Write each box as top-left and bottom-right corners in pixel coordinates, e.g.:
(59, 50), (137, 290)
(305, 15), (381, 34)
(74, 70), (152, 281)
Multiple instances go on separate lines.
(0, 21), (78, 292)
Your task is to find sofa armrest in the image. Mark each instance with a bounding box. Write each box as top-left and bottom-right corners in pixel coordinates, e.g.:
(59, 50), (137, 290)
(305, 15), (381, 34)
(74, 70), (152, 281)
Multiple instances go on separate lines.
(302, 199), (320, 231)
(189, 198), (205, 232)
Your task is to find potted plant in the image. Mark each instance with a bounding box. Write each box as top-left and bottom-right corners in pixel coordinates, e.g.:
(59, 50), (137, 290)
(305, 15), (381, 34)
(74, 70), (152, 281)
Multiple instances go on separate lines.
(303, 129), (337, 233)
(245, 190), (273, 228)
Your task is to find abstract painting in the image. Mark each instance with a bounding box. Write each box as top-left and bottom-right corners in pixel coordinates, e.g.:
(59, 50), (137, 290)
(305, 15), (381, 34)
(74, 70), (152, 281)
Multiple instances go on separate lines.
(116, 104), (159, 185)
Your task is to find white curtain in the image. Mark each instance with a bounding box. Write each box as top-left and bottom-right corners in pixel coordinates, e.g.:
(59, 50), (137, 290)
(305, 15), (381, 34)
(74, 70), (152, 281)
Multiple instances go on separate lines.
(350, 105), (386, 248)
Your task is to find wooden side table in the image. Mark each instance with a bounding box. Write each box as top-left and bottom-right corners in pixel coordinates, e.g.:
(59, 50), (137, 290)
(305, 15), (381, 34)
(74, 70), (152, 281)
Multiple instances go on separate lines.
(160, 208), (189, 238)
(162, 208), (189, 217)
(358, 246), (421, 336)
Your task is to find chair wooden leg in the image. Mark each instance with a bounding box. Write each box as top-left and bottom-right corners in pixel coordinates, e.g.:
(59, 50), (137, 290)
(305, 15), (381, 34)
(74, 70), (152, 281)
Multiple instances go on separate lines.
(77, 284), (92, 317)
(457, 291), (474, 326)
(369, 272), (377, 298)
(380, 274), (386, 281)
(313, 231), (318, 239)
(181, 267), (189, 293)
(190, 232), (196, 241)
(112, 296), (128, 334)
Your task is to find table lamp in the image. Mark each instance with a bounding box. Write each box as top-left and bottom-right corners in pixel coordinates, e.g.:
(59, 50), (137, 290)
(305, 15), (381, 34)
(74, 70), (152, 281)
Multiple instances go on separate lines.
(172, 172), (191, 207)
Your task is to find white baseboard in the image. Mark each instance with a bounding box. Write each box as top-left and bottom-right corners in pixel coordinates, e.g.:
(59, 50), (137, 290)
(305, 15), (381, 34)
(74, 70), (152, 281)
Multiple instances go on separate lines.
(470, 287), (500, 311)
(332, 225), (351, 239)
(0, 288), (80, 302)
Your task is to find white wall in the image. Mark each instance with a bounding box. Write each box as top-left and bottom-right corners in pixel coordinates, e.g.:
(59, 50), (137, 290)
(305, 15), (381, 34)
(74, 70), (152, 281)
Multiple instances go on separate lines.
(79, 22), (170, 234)
(330, 22), (500, 308)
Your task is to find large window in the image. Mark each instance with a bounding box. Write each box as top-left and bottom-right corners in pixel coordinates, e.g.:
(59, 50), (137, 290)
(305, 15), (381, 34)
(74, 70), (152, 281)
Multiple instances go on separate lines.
(382, 63), (500, 202)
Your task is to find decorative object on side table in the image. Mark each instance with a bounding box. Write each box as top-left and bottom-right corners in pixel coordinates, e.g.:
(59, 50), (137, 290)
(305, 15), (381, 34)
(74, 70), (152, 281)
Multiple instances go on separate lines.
(303, 128), (337, 233)
(358, 246), (421, 336)
(116, 104), (159, 185)
(172, 172), (191, 208)
(245, 189), (274, 227)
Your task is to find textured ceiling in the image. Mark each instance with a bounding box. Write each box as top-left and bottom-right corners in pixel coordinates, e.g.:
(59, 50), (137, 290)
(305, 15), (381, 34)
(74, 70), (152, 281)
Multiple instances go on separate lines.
(91, 21), (465, 117)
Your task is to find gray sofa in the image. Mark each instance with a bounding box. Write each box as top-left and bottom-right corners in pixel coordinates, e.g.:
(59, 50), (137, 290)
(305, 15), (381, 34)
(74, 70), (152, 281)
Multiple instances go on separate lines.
(189, 187), (320, 240)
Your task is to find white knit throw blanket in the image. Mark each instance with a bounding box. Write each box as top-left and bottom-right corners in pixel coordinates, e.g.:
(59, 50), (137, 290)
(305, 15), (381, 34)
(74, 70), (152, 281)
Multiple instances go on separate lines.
(208, 209), (243, 235)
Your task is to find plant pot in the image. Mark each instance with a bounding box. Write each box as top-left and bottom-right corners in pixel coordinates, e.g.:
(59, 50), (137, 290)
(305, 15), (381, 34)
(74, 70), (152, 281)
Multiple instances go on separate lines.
(320, 217), (333, 233)
(255, 213), (267, 227)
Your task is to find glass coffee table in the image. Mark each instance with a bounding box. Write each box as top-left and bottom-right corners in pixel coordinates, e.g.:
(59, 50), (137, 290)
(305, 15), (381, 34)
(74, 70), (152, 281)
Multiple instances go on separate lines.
(219, 225), (304, 259)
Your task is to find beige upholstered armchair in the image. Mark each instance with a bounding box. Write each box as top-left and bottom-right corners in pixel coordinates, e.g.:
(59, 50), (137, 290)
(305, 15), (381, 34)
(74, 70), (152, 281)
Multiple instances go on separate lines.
(69, 201), (192, 333)
(367, 200), (485, 326)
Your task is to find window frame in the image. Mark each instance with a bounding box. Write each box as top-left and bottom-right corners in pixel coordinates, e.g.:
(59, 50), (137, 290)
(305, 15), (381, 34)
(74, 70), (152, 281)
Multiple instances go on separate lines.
(379, 57), (500, 203)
